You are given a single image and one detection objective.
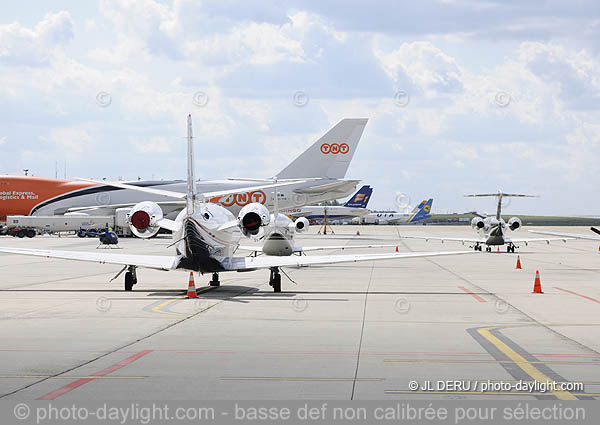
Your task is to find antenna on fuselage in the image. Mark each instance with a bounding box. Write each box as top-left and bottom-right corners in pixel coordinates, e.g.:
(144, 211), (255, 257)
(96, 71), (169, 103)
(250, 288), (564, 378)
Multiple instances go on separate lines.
(186, 114), (198, 214)
(464, 190), (538, 220)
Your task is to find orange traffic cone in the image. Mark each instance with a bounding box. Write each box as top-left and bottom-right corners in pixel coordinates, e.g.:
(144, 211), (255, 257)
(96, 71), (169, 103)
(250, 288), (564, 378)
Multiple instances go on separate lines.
(187, 272), (197, 298)
(497, 247), (500, 253)
(532, 270), (543, 293)
(356, 230), (360, 236)
(515, 256), (522, 269)
(395, 246), (399, 252)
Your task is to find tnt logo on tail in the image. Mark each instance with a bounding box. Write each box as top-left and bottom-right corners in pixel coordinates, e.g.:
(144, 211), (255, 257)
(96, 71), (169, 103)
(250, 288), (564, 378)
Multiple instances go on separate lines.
(408, 198), (433, 223)
(344, 185), (372, 208)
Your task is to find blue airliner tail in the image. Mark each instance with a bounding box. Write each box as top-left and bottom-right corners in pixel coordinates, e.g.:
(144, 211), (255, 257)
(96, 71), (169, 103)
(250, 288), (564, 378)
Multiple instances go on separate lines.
(408, 198), (433, 223)
(343, 185), (372, 208)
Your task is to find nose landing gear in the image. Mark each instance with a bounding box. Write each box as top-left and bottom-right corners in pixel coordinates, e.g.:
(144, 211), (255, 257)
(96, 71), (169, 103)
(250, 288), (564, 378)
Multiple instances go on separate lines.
(209, 272), (220, 287)
(269, 267), (282, 293)
(124, 265), (138, 291)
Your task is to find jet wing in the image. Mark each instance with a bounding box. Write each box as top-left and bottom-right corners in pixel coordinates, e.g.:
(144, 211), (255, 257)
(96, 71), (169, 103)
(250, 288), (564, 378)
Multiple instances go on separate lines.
(526, 230), (588, 240)
(0, 247), (180, 271)
(293, 180), (360, 194)
(66, 201), (185, 213)
(399, 234), (572, 245)
(222, 250), (475, 271)
(237, 244), (401, 254)
(78, 178), (305, 200)
(504, 236), (572, 244)
(399, 235), (486, 244)
(294, 244), (401, 253)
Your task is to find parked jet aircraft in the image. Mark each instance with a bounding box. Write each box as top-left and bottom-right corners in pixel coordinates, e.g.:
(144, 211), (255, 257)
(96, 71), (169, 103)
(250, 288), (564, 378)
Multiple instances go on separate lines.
(0, 115), (472, 292)
(399, 192), (570, 252)
(358, 199), (433, 225)
(281, 185), (372, 222)
(0, 119), (368, 228)
(238, 186), (398, 256)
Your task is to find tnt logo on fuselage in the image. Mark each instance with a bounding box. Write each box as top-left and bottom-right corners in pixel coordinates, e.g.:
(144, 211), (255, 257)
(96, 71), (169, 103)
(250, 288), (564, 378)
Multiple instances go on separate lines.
(320, 143), (349, 154)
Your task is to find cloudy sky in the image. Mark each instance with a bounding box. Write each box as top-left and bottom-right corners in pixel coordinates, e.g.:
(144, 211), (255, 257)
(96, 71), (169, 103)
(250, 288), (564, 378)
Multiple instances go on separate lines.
(1, 0), (600, 215)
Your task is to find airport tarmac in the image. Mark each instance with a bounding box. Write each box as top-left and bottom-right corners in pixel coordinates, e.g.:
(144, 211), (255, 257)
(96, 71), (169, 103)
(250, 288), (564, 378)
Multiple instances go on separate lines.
(0, 225), (599, 401)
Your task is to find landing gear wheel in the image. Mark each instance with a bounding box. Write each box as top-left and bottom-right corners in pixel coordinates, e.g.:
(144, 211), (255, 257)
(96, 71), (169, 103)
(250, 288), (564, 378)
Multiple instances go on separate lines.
(269, 268), (282, 293)
(125, 271), (134, 291)
(210, 272), (220, 287)
(124, 266), (138, 291)
(25, 229), (36, 238)
(272, 274), (281, 293)
(486, 246), (491, 252)
(17, 230), (25, 238)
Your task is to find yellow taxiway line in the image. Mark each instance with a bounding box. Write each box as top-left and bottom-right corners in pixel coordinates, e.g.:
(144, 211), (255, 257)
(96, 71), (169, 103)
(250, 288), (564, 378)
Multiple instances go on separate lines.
(476, 326), (578, 400)
(383, 359), (600, 365)
(151, 280), (235, 315)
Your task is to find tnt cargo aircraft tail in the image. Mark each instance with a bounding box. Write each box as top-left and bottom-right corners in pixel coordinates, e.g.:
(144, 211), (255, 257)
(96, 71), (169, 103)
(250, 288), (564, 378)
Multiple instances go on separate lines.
(408, 198), (433, 223)
(343, 185), (372, 208)
(276, 119), (368, 179)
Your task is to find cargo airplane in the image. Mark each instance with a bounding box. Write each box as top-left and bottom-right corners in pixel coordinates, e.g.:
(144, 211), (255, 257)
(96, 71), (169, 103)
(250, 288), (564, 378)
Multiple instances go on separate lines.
(281, 185), (373, 222)
(358, 199), (433, 225)
(0, 115), (472, 292)
(399, 192), (571, 252)
(0, 119), (369, 233)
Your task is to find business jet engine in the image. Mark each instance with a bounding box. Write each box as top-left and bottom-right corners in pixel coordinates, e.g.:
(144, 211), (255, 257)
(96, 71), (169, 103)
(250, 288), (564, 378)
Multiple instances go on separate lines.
(471, 217), (485, 230)
(507, 217), (522, 231)
(127, 201), (163, 238)
(293, 217), (310, 233)
(238, 203), (270, 238)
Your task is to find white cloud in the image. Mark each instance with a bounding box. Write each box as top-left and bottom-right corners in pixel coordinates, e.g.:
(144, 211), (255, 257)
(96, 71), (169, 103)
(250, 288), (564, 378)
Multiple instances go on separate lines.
(0, 11), (74, 66)
(41, 128), (92, 153)
(375, 41), (463, 95)
(2, 2), (600, 214)
(133, 136), (172, 153)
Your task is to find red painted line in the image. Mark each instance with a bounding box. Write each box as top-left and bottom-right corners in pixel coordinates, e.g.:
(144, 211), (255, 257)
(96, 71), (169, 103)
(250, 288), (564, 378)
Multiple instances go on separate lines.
(37, 350), (153, 400)
(457, 286), (487, 303)
(554, 287), (600, 304)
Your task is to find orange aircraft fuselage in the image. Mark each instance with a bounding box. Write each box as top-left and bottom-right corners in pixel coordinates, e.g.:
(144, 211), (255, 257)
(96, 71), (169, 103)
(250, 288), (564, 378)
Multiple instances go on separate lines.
(0, 176), (95, 222)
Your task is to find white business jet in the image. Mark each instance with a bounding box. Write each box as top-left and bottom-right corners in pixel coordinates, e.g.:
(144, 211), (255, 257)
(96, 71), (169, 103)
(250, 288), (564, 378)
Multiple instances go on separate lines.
(0, 116), (473, 292)
(400, 191), (571, 252)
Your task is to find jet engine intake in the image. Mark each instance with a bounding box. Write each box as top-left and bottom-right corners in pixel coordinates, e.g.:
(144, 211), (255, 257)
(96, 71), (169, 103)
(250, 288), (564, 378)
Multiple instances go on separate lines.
(238, 203), (270, 237)
(294, 217), (310, 233)
(508, 217), (522, 231)
(471, 217), (485, 230)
